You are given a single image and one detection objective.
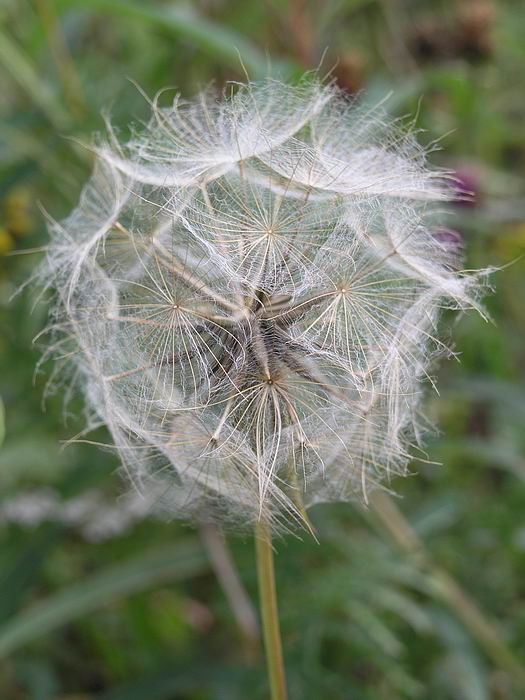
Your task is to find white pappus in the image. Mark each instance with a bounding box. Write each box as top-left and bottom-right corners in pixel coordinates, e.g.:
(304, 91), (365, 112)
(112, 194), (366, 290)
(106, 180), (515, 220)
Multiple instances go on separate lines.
(35, 77), (487, 533)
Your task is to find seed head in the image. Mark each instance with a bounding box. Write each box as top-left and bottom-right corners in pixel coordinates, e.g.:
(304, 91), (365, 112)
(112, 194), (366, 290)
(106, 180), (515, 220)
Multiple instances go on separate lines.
(37, 78), (486, 532)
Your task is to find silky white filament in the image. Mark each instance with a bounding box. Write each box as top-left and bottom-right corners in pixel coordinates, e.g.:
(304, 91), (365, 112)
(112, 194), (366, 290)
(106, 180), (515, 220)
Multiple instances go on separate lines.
(36, 77), (486, 532)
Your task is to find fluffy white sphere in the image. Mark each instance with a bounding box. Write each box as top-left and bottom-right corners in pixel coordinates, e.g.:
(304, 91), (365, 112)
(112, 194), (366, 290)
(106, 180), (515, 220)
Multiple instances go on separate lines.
(38, 78), (485, 532)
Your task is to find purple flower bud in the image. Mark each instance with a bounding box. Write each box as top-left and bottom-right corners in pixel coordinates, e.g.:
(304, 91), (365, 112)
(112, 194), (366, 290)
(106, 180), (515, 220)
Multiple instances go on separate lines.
(433, 228), (464, 251)
(451, 166), (480, 207)
(433, 228), (465, 267)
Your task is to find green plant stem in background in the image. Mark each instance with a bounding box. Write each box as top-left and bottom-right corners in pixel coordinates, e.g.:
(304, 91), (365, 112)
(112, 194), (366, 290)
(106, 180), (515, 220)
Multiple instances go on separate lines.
(36, 0), (86, 120)
(0, 29), (69, 129)
(200, 522), (260, 662)
(0, 396), (5, 447)
(371, 492), (525, 692)
(255, 518), (288, 700)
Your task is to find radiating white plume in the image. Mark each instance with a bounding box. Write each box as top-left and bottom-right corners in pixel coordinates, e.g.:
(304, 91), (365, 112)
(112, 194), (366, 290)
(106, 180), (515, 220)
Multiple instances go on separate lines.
(36, 78), (486, 532)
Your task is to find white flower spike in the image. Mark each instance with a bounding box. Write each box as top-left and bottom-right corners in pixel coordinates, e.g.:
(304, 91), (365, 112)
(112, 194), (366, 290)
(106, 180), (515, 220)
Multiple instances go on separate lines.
(38, 77), (486, 533)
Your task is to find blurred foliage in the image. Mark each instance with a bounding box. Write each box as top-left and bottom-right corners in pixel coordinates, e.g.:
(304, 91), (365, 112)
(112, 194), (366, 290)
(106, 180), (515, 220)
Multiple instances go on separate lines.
(1, 0), (525, 698)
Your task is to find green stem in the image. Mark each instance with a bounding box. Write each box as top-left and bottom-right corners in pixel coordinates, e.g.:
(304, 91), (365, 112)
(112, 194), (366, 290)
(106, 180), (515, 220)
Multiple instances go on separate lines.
(371, 491), (525, 691)
(255, 518), (288, 700)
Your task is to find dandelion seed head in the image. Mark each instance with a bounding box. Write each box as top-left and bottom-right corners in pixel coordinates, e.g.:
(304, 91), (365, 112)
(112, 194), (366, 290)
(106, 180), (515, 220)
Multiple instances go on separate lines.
(36, 77), (485, 533)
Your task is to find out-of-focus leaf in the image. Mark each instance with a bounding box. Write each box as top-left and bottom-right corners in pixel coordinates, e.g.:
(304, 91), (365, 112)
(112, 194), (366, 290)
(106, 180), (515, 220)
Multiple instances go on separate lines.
(347, 604), (403, 657)
(0, 523), (63, 624)
(58, 0), (293, 79)
(430, 609), (489, 700)
(0, 29), (69, 128)
(367, 586), (432, 633)
(0, 437), (74, 488)
(96, 665), (252, 700)
(13, 659), (59, 700)
(362, 72), (425, 115)
(0, 396), (5, 447)
(454, 377), (525, 414)
(411, 492), (461, 537)
(0, 539), (208, 656)
(97, 669), (207, 700)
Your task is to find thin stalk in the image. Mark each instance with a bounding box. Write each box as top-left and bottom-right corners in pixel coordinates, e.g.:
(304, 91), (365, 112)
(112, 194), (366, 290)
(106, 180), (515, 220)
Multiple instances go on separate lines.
(255, 517), (288, 700)
(200, 521), (260, 662)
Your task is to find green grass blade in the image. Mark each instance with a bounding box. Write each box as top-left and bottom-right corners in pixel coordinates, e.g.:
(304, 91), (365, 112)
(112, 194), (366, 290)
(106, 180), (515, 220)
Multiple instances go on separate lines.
(97, 669), (207, 700)
(58, 0), (292, 79)
(97, 665), (250, 700)
(0, 524), (64, 624)
(0, 29), (69, 128)
(0, 396), (5, 447)
(0, 539), (208, 657)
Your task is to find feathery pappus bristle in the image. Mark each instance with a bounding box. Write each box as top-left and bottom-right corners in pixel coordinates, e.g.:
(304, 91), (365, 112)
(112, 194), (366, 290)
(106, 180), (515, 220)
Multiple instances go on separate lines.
(35, 77), (487, 533)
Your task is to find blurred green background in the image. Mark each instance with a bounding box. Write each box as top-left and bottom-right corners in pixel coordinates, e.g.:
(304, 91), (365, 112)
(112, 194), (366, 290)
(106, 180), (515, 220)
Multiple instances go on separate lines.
(1, 1), (525, 698)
